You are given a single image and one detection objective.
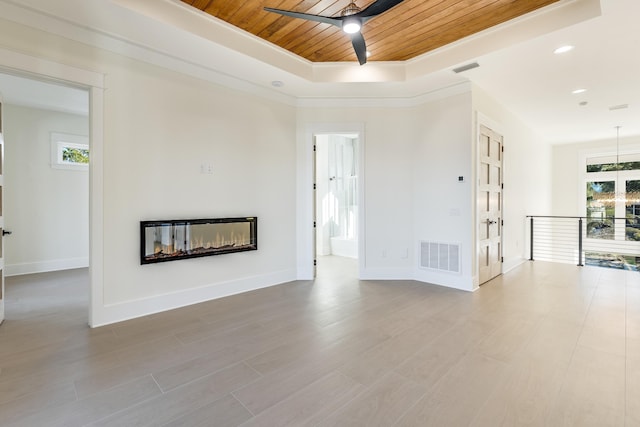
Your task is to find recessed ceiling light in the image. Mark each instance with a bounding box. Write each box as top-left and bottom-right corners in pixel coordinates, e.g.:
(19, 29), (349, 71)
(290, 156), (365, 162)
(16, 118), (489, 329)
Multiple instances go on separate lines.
(554, 45), (574, 54)
(572, 88), (587, 94)
(271, 80), (284, 88)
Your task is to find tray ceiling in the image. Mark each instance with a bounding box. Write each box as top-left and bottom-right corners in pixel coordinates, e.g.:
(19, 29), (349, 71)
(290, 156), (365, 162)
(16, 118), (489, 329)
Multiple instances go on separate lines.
(180, 0), (561, 63)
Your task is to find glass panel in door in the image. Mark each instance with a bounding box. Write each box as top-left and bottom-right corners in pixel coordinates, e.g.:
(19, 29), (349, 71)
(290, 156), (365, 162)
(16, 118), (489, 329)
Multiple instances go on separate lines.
(626, 179), (640, 241)
(586, 181), (615, 239)
(0, 98), (4, 324)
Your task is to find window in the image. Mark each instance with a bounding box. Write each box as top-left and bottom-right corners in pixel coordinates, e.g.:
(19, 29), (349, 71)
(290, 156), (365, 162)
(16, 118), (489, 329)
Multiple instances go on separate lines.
(587, 161), (640, 172)
(585, 154), (640, 240)
(626, 180), (640, 241)
(51, 132), (89, 170)
(583, 149), (640, 270)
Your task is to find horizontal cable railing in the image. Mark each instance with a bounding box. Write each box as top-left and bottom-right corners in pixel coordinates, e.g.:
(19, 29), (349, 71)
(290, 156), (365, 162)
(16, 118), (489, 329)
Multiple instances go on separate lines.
(526, 215), (640, 270)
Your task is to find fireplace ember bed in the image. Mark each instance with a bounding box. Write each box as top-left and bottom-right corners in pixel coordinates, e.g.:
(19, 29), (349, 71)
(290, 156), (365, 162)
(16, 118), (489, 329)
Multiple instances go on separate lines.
(140, 217), (257, 264)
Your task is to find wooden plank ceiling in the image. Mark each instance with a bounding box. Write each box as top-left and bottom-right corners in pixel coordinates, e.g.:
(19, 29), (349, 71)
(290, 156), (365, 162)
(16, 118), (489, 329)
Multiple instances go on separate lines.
(181, 0), (560, 63)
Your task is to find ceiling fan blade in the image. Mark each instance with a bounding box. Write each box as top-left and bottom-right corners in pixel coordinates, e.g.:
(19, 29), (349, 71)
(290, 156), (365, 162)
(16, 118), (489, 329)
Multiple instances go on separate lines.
(351, 31), (367, 65)
(264, 7), (341, 27)
(357, 0), (406, 19)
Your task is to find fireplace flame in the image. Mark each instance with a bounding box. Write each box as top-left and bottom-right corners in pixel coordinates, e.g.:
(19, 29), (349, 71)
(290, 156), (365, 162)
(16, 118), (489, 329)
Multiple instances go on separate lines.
(189, 231), (250, 251)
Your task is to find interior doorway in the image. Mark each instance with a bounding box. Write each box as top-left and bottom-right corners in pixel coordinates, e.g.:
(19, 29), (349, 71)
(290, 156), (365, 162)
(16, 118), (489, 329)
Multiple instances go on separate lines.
(314, 132), (360, 277)
(0, 72), (90, 323)
(477, 124), (503, 285)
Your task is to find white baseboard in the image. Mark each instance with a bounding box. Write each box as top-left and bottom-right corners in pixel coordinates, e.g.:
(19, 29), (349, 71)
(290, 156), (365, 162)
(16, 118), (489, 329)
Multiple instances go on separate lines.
(503, 257), (527, 274)
(413, 269), (474, 292)
(358, 266), (475, 292)
(91, 268), (297, 327)
(5, 258), (89, 276)
(358, 267), (412, 280)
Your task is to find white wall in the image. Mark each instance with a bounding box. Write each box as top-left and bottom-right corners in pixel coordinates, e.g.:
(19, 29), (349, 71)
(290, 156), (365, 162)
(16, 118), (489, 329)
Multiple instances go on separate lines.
(412, 92), (474, 290)
(0, 12), (556, 324)
(0, 16), (298, 325)
(4, 105), (89, 275)
(297, 89), (478, 290)
(298, 86), (543, 291)
(552, 143), (582, 216)
(472, 84), (552, 273)
(101, 61), (297, 308)
(315, 134), (331, 256)
(297, 107), (417, 280)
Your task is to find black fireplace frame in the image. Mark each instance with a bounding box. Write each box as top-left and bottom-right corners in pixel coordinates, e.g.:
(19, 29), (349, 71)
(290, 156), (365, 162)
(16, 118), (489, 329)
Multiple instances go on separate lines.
(140, 217), (257, 264)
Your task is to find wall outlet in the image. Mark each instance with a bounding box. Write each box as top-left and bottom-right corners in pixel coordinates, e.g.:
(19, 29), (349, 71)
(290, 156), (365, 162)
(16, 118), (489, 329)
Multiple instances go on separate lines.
(200, 163), (214, 174)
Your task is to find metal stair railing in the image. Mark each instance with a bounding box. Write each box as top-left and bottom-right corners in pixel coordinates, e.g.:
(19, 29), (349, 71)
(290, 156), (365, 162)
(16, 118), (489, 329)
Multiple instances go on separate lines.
(526, 215), (640, 269)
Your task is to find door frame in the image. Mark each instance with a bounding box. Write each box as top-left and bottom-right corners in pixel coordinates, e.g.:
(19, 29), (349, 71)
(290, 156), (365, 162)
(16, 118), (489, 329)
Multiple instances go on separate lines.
(297, 122), (365, 279)
(474, 112), (504, 288)
(0, 94), (4, 323)
(0, 47), (105, 327)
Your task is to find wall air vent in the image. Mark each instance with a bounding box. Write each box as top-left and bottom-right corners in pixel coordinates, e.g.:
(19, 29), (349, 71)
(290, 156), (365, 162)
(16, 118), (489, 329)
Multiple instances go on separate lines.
(452, 62), (479, 73)
(420, 241), (461, 274)
(609, 104), (629, 111)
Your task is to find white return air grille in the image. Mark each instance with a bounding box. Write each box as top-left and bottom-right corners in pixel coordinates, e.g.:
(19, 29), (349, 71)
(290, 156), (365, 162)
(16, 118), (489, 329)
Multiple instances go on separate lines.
(420, 241), (460, 274)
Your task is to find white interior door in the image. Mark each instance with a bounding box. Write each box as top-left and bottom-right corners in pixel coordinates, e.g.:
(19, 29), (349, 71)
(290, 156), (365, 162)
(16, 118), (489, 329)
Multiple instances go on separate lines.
(0, 95), (5, 324)
(478, 124), (503, 285)
(312, 138), (317, 277)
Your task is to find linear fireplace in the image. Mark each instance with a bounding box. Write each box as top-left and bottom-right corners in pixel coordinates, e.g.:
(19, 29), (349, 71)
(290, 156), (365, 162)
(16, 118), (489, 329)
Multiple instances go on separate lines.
(140, 217), (257, 264)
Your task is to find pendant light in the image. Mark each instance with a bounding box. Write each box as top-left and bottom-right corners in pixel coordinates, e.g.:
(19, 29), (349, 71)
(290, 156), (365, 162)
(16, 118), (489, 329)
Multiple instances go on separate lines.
(596, 126), (626, 206)
(613, 125), (627, 204)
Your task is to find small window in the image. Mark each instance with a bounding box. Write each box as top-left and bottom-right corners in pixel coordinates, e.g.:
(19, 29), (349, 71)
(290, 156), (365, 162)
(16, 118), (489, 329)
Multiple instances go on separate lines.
(586, 153), (640, 173)
(51, 132), (89, 170)
(587, 161), (640, 173)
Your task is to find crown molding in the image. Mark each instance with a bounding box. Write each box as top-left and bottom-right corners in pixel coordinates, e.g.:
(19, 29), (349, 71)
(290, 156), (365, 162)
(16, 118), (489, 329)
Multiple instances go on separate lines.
(0, 0), (601, 109)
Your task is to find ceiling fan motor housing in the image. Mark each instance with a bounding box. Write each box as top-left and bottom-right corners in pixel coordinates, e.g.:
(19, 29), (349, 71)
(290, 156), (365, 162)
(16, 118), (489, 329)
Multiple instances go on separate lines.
(341, 1), (362, 16)
(264, 0), (407, 65)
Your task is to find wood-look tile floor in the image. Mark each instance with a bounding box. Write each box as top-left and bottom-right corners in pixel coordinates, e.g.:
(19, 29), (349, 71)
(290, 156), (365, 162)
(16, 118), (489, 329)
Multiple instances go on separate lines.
(1, 257), (639, 426)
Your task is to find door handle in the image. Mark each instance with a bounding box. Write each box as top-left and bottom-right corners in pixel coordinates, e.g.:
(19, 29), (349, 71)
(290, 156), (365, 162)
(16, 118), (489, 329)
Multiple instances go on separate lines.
(2, 230), (12, 236)
(486, 220), (497, 225)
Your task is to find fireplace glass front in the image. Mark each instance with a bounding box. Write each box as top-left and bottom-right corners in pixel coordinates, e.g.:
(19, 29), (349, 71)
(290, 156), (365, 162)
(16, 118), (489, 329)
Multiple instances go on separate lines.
(140, 217), (257, 264)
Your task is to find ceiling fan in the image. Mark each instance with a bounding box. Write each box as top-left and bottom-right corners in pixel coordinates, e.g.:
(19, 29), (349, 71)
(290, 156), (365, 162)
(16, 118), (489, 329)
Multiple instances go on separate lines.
(264, 0), (406, 65)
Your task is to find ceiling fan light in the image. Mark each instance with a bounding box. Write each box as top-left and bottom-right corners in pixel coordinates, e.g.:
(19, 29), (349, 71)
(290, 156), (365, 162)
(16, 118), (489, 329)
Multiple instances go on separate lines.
(342, 18), (361, 34)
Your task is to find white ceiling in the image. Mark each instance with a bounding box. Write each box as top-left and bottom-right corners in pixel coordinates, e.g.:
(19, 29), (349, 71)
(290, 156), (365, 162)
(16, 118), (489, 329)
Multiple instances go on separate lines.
(0, 0), (638, 144)
(468, 0), (640, 143)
